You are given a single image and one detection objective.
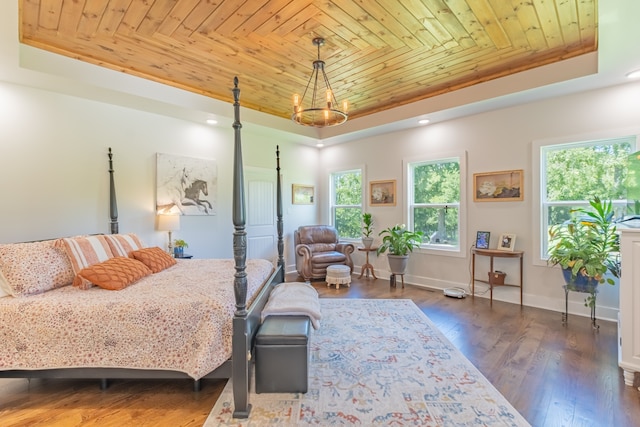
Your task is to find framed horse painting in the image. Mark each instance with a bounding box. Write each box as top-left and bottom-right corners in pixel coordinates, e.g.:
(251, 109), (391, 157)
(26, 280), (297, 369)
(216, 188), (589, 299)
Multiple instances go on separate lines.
(156, 153), (217, 215)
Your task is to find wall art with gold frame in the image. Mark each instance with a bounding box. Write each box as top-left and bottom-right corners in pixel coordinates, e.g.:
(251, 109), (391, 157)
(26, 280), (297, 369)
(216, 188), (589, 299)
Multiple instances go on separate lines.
(473, 169), (523, 202)
(292, 184), (314, 205)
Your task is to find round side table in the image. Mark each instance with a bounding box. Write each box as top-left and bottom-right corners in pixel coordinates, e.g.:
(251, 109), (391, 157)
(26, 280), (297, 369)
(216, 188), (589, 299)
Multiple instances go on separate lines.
(358, 247), (378, 279)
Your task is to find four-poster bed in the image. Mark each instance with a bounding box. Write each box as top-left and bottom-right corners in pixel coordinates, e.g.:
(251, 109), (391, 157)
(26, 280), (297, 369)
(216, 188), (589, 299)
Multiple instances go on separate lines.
(0, 78), (283, 418)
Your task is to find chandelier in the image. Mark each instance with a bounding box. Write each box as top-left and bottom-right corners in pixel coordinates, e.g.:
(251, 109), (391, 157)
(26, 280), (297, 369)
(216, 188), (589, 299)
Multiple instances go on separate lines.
(292, 37), (348, 127)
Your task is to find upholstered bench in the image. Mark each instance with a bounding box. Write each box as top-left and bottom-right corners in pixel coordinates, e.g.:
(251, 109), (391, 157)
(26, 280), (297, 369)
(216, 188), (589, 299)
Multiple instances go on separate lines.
(326, 264), (351, 289)
(255, 315), (311, 393)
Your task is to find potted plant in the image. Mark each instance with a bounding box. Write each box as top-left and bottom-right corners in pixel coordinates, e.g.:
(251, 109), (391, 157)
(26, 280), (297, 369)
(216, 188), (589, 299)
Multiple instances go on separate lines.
(547, 196), (620, 308)
(376, 224), (424, 274)
(362, 212), (374, 248)
(173, 239), (189, 258)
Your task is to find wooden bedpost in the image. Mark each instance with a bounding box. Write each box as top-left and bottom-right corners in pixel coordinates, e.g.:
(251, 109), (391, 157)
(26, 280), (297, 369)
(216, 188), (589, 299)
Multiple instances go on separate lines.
(108, 148), (119, 234)
(231, 77), (248, 315)
(231, 77), (251, 418)
(276, 146), (285, 273)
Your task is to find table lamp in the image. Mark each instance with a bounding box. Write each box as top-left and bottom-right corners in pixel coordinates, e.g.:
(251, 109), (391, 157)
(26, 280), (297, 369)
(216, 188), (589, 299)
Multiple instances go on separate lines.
(157, 214), (180, 254)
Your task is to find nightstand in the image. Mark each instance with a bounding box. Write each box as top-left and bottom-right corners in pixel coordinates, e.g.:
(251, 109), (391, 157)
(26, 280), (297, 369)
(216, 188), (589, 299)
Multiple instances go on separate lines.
(174, 254), (193, 259)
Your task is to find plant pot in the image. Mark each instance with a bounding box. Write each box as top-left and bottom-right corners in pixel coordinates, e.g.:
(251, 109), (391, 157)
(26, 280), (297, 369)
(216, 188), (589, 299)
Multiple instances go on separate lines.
(561, 267), (599, 293)
(362, 237), (374, 249)
(174, 246), (184, 258)
(387, 254), (409, 275)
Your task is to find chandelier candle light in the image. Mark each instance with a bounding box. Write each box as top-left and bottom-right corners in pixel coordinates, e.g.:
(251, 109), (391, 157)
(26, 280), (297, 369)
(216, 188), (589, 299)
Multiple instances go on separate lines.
(292, 37), (348, 127)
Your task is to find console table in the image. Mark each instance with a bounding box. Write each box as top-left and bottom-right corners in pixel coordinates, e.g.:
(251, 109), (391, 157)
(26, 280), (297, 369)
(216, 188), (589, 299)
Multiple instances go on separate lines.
(358, 247), (378, 279)
(471, 248), (524, 305)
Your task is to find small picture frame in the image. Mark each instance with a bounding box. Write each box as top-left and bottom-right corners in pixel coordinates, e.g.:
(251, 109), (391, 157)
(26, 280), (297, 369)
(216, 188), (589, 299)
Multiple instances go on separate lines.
(497, 233), (517, 251)
(369, 180), (396, 206)
(292, 184), (314, 205)
(473, 169), (523, 202)
(475, 231), (490, 249)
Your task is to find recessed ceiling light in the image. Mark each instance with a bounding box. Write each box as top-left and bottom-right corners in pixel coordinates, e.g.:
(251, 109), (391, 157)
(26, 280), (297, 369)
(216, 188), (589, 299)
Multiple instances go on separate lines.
(418, 119), (430, 125)
(626, 69), (640, 79)
(316, 143), (324, 148)
(206, 118), (218, 125)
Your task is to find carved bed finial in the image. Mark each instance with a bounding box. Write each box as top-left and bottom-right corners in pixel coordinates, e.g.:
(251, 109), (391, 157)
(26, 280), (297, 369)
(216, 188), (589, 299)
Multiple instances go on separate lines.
(108, 148), (119, 234)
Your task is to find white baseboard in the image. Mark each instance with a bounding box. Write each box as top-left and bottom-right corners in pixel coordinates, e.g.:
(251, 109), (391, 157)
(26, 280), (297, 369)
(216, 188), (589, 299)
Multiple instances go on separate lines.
(290, 264), (619, 323)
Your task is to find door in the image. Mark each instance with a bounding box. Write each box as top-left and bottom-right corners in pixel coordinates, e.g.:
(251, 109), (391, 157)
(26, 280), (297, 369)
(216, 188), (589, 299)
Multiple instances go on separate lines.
(245, 167), (277, 261)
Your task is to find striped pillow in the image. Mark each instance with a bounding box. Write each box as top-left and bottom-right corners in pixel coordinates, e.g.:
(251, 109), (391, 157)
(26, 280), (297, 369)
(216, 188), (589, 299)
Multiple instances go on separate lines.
(57, 235), (114, 289)
(103, 233), (145, 257)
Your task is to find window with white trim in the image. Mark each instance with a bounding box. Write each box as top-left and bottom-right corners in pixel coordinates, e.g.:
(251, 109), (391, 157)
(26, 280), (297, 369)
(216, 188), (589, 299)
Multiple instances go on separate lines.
(330, 169), (362, 239)
(540, 136), (635, 259)
(407, 153), (464, 252)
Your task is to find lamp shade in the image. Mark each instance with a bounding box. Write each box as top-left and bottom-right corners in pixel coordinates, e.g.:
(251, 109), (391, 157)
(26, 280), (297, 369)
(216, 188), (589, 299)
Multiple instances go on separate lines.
(157, 214), (180, 232)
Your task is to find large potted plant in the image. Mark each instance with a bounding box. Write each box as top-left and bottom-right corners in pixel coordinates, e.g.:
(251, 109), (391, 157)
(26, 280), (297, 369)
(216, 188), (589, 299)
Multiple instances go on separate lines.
(547, 196), (620, 308)
(362, 212), (374, 248)
(376, 224), (424, 274)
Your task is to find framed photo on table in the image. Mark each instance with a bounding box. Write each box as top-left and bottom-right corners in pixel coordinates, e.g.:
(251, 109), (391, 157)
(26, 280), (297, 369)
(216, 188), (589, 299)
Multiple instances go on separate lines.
(475, 231), (490, 249)
(497, 233), (517, 251)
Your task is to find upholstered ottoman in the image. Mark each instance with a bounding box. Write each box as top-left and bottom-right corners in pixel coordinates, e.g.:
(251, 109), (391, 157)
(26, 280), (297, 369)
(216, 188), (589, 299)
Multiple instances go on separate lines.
(326, 264), (351, 289)
(255, 315), (311, 393)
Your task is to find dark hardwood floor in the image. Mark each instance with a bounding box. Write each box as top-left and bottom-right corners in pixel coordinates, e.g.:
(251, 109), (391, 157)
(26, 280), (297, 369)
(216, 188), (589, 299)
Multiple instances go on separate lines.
(1, 274), (638, 426)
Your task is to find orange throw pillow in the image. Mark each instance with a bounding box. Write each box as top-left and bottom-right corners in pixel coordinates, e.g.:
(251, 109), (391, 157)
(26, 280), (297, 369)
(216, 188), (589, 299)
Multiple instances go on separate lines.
(74, 257), (152, 290)
(129, 246), (177, 273)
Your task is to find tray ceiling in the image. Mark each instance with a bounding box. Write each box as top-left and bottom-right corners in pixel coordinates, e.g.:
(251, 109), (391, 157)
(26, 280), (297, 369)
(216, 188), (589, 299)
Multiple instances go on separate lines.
(19, 0), (597, 122)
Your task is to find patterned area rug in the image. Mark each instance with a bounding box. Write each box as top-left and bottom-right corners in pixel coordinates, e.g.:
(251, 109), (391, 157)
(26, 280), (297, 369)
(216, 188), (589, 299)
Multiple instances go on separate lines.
(205, 299), (530, 426)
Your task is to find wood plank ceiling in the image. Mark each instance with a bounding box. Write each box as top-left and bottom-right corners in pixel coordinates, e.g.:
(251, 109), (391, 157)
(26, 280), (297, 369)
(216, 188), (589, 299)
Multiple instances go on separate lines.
(19, 0), (597, 122)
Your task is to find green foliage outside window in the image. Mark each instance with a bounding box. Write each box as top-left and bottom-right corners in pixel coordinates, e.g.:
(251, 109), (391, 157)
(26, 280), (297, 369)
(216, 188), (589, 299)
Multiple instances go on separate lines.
(412, 160), (460, 246)
(413, 207), (459, 244)
(542, 138), (634, 259)
(545, 141), (632, 226)
(332, 170), (362, 239)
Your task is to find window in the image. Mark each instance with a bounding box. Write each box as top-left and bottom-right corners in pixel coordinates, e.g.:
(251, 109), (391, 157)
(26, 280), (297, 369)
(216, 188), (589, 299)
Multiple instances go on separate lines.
(330, 169), (362, 239)
(407, 152), (466, 254)
(540, 136), (635, 259)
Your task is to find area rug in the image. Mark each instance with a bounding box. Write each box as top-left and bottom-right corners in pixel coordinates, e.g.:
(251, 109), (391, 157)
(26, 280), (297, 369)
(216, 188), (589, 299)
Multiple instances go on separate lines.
(205, 299), (530, 426)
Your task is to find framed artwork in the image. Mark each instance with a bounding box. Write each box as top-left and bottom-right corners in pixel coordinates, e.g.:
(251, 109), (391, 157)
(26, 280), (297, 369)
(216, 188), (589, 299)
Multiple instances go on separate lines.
(475, 231), (490, 249)
(473, 169), (523, 202)
(497, 233), (517, 251)
(370, 180), (396, 206)
(292, 184), (314, 204)
(156, 153), (217, 216)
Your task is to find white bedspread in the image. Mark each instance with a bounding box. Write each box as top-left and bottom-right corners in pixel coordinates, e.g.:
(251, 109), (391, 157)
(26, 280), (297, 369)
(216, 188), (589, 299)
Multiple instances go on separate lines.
(261, 282), (321, 329)
(0, 258), (274, 379)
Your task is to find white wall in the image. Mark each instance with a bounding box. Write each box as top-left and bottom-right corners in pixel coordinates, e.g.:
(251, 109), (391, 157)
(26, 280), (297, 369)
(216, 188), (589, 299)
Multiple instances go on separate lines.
(0, 81), (319, 265)
(319, 80), (640, 321)
(2, 75), (639, 321)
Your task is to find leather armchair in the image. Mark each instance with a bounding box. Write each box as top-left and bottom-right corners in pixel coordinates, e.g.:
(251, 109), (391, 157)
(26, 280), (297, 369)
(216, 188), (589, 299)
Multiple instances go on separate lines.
(294, 225), (355, 280)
